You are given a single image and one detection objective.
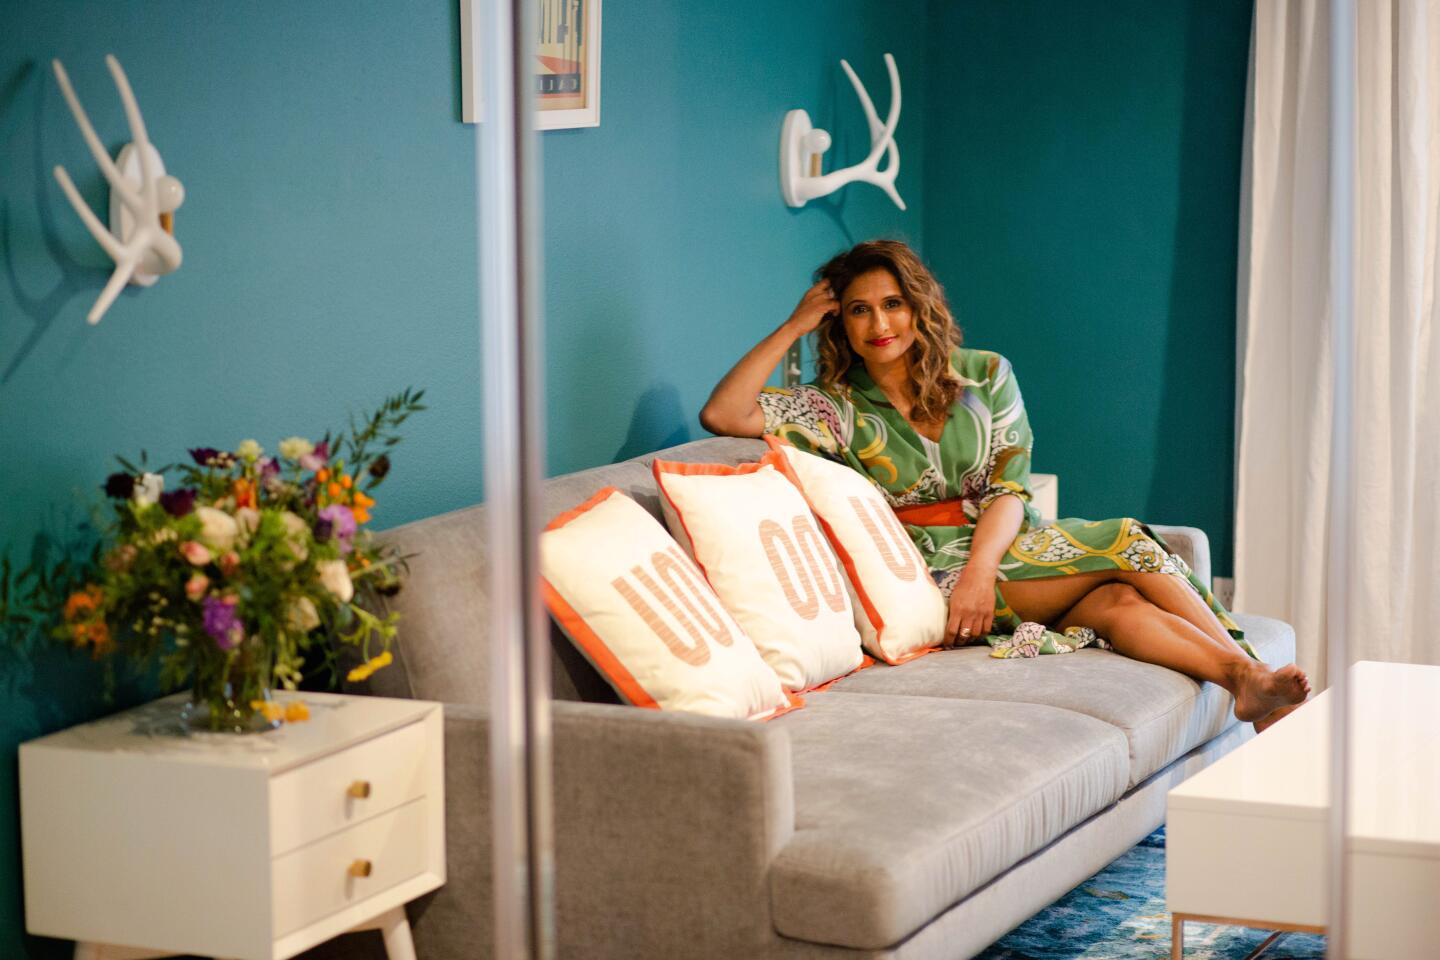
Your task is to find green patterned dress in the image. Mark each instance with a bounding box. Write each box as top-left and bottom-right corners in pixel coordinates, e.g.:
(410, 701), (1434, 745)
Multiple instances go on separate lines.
(756, 347), (1254, 658)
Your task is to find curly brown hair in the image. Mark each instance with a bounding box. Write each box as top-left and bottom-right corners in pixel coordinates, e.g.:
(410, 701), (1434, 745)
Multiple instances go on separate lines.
(812, 240), (963, 424)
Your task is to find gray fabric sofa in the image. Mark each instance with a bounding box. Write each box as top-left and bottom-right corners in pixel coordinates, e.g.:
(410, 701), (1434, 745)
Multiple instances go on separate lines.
(352, 436), (1296, 960)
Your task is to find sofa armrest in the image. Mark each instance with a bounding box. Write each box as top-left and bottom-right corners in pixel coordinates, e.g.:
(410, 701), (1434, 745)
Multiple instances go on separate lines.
(408, 701), (795, 960)
(1148, 524), (1211, 589)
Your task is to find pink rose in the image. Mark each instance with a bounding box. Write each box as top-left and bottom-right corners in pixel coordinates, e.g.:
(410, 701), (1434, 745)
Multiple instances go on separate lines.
(218, 551), (241, 576)
(105, 544), (138, 573)
(179, 540), (212, 566)
(185, 573), (210, 601)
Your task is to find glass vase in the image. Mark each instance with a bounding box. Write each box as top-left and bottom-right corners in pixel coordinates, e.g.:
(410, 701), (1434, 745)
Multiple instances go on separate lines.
(182, 654), (281, 735)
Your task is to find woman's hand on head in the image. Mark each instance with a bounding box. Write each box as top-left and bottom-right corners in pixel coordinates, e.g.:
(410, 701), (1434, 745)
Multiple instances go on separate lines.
(785, 279), (839, 336)
(944, 565), (997, 646)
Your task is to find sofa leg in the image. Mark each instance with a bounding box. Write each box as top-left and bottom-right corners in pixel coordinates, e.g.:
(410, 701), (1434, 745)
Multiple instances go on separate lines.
(1171, 915), (1183, 959)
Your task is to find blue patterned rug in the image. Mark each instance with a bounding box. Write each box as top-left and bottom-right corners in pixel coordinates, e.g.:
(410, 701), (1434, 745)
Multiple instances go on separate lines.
(974, 828), (1327, 959)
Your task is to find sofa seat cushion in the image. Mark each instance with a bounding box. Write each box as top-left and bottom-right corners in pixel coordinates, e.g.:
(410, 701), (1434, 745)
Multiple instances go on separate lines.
(768, 691), (1129, 949)
(821, 611), (1296, 787)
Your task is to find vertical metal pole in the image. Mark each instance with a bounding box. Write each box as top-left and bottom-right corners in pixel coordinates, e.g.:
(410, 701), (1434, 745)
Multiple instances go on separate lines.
(478, 0), (555, 955)
(1325, 1), (1355, 957)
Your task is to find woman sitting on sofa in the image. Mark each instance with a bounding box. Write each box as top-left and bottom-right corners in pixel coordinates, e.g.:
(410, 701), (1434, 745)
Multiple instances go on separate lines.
(699, 239), (1308, 732)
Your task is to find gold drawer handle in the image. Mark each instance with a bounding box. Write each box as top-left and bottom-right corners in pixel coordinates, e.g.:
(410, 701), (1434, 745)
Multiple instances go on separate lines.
(347, 780), (372, 799)
(348, 859), (373, 879)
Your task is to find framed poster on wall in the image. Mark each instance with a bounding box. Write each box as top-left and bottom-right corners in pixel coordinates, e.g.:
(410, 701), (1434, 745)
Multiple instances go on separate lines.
(460, 0), (602, 130)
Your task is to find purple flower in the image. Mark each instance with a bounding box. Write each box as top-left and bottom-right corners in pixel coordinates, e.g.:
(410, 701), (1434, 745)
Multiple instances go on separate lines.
(159, 488), (198, 517)
(317, 503), (357, 554)
(103, 472), (135, 499)
(299, 439), (329, 473)
(202, 595), (244, 650)
(188, 447), (235, 469)
(257, 456), (284, 494)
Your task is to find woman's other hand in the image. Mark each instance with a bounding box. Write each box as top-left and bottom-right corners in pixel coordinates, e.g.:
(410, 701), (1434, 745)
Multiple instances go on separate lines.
(785, 279), (838, 336)
(944, 564), (997, 646)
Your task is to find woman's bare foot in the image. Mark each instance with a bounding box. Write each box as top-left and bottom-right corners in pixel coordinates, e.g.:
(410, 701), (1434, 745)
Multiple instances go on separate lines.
(1232, 662), (1310, 722)
(1253, 700), (1306, 734)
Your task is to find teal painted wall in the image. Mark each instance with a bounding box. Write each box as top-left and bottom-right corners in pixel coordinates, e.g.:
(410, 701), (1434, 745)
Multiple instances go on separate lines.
(542, 4), (926, 473)
(0, 1), (923, 954)
(922, 0), (1251, 577)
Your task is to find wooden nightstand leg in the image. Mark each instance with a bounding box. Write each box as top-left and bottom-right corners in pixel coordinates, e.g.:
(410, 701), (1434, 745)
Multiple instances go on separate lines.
(1171, 915), (1184, 960)
(377, 906), (416, 960)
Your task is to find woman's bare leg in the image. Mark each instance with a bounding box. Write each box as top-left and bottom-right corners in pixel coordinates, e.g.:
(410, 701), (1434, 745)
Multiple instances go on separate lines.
(1056, 583), (1308, 723)
(1115, 571), (1237, 649)
(1004, 569), (1265, 660)
(997, 570), (1120, 626)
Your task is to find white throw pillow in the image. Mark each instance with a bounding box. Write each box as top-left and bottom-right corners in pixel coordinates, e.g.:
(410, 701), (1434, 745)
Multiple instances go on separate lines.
(652, 452), (865, 692)
(541, 487), (793, 720)
(765, 436), (946, 663)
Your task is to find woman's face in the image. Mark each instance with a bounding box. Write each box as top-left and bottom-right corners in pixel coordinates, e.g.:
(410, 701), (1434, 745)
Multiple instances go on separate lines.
(840, 267), (916, 368)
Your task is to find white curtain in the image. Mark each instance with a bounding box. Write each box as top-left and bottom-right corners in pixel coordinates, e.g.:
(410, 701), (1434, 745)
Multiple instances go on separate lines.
(1234, 0), (1440, 689)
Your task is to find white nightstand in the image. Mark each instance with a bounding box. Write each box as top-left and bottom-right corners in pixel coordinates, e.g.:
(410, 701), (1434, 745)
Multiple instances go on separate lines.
(20, 691), (444, 960)
(1030, 472), (1058, 524)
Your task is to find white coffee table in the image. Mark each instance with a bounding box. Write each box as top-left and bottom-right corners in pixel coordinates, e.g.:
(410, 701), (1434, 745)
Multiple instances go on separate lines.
(1166, 660), (1440, 960)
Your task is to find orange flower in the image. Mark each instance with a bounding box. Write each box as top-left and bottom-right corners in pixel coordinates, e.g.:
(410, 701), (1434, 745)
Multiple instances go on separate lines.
(327, 481), (342, 500)
(232, 478), (257, 510)
(352, 508), (371, 524)
(250, 699), (285, 723)
(63, 585), (104, 622)
(284, 700), (310, 723)
(339, 474), (353, 490)
(352, 491), (375, 510)
(70, 619), (111, 652)
(88, 621), (112, 652)
(316, 468), (330, 483)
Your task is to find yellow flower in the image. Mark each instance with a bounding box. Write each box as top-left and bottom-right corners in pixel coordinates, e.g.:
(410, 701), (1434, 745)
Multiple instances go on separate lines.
(346, 650), (394, 683)
(250, 699), (284, 723)
(283, 700), (311, 723)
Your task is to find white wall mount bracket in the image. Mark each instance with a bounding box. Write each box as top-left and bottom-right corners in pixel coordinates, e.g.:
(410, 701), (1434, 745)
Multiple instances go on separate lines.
(51, 55), (185, 325)
(780, 52), (904, 211)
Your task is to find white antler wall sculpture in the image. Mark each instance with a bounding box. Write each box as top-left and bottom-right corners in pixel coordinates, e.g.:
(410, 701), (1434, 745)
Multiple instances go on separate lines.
(780, 53), (904, 210)
(51, 55), (184, 325)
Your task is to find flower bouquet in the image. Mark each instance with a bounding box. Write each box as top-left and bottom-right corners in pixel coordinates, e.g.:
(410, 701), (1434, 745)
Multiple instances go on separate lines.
(52, 389), (425, 732)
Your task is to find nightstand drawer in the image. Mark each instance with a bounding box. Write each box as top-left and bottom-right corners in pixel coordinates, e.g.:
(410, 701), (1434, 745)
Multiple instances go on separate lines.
(272, 797), (428, 938)
(269, 720), (428, 855)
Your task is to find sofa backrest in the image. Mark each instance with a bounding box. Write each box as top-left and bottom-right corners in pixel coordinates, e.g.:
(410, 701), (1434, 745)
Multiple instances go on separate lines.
(361, 436), (769, 706)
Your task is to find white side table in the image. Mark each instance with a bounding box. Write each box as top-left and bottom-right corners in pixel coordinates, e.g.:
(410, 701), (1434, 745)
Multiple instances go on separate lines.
(1030, 472), (1058, 524)
(20, 691), (445, 960)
